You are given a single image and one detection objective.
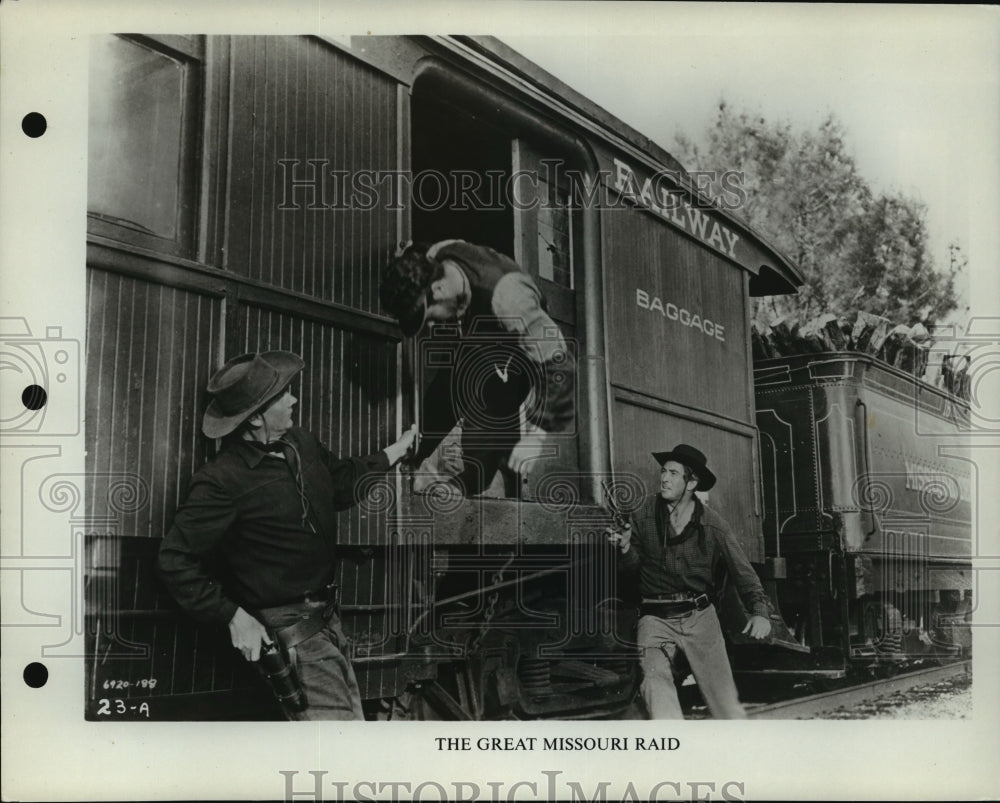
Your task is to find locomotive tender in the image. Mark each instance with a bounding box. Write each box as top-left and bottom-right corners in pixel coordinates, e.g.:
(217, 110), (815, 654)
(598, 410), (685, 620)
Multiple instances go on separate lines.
(84, 33), (967, 720)
(747, 351), (971, 677)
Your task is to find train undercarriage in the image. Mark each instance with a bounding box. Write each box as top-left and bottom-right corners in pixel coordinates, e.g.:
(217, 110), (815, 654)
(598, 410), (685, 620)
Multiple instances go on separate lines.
(730, 539), (972, 684)
(359, 541), (641, 721)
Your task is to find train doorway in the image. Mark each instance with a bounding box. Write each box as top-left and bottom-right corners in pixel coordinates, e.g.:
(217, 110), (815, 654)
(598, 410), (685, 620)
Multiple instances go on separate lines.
(409, 81), (583, 499)
(411, 93), (514, 255)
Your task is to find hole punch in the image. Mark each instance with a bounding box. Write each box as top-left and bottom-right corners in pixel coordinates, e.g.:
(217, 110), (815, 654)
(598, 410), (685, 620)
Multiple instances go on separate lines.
(21, 384), (47, 411)
(21, 112), (47, 138)
(23, 662), (48, 688)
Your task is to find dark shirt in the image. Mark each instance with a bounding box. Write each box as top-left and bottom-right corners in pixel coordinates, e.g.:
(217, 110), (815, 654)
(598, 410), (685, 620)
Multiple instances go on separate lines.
(620, 494), (770, 618)
(158, 426), (389, 626)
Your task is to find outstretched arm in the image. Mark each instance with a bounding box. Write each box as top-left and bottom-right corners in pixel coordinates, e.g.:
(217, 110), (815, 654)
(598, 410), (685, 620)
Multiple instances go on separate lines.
(717, 526), (772, 640)
(315, 426), (416, 510)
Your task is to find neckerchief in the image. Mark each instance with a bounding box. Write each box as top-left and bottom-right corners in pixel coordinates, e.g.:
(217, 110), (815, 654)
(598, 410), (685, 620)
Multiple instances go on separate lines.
(656, 496), (700, 547)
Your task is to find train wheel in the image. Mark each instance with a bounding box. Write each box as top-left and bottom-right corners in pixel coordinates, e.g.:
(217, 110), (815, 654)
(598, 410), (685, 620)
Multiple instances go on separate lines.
(931, 595), (973, 654)
(860, 599), (904, 656)
(383, 661), (488, 720)
(374, 684), (465, 721)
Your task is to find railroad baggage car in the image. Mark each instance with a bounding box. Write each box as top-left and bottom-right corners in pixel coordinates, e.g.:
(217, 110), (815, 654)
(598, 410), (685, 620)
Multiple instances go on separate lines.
(84, 33), (803, 720)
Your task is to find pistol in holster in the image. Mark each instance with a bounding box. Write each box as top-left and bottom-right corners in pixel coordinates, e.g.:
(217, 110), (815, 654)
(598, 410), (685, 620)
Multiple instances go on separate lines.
(258, 633), (308, 713)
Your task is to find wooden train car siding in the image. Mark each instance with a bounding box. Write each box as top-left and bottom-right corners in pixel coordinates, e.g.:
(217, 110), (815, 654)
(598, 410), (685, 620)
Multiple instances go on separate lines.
(84, 267), (257, 708)
(611, 400), (762, 563)
(603, 206), (752, 422)
(600, 183), (762, 561)
(85, 34), (409, 714)
(85, 268), (221, 540)
(226, 36), (400, 312)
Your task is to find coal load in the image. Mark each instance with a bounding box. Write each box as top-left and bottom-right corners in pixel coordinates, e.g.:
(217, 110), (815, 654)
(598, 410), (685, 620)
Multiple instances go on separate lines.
(756, 310), (965, 399)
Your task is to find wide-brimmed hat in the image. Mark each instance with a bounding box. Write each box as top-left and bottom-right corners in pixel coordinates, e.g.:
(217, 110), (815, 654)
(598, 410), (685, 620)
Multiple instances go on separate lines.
(202, 351), (304, 438)
(651, 444), (716, 491)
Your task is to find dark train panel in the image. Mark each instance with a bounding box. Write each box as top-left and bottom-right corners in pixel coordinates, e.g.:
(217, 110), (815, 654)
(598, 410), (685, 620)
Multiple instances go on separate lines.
(85, 267), (222, 540)
(599, 178), (768, 561)
(752, 353), (972, 672)
(755, 354), (971, 562)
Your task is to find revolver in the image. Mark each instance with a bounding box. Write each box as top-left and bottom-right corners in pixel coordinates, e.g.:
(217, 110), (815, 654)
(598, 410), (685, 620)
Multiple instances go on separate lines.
(601, 479), (631, 532)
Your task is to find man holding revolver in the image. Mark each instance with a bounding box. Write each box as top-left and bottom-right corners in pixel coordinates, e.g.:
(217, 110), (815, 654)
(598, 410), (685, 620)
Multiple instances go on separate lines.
(608, 444), (772, 719)
(158, 350), (416, 720)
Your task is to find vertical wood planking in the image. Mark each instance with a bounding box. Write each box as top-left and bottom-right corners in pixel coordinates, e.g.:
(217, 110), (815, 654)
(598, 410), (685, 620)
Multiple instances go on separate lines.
(226, 36), (398, 313)
(86, 269), (232, 696)
(611, 401), (761, 561)
(602, 211), (760, 558)
(237, 306), (397, 546)
(201, 37), (232, 266)
(88, 36), (407, 706)
(85, 270), (220, 541)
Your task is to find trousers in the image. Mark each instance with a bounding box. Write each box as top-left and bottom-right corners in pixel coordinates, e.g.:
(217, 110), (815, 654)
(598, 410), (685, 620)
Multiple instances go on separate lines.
(259, 601), (364, 721)
(637, 605), (746, 719)
(422, 351), (530, 496)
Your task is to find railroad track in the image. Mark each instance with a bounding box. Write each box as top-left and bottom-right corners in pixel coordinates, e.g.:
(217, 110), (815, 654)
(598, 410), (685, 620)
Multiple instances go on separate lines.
(747, 659), (972, 719)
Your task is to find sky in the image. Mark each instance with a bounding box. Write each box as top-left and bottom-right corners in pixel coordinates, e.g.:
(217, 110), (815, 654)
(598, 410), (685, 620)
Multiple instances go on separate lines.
(500, 5), (1000, 311)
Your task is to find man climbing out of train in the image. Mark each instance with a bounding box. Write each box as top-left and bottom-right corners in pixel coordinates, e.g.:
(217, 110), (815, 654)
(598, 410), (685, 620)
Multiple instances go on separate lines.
(607, 444), (772, 719)
(158, 350), (416, 720)
(379, 240), (575, 496)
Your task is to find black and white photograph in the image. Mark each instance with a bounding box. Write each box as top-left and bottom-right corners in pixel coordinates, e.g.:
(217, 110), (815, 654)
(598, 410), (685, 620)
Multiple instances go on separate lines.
(1, 2), (998, 801)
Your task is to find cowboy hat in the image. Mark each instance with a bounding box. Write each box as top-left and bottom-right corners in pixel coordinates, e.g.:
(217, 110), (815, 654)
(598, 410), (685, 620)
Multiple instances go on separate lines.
(202, 351), (304, 438)
(651, 444), (716, 491)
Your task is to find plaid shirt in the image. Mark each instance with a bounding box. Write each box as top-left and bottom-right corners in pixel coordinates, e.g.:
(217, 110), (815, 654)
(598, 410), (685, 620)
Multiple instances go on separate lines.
(620, 494), (770, 618)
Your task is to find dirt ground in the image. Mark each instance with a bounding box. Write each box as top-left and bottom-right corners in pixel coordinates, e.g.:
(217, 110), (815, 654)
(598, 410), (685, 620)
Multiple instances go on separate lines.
(821, 672), (972, 719)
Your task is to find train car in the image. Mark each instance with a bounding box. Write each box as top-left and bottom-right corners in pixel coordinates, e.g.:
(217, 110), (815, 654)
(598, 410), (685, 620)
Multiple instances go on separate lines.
(83, 34), (801, 720)
(746, 351), (972, 678)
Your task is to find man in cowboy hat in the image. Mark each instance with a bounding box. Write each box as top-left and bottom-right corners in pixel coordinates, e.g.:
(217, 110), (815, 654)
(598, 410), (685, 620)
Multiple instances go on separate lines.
(158, 350), (416, 720)
(379, 240), (574, 496)
(607, 444), (772, 719)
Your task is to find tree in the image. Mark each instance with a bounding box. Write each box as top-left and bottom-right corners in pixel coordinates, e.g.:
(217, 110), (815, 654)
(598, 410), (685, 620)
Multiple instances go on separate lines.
(848, 194), (961, 326)
(674, 102), (960, 329)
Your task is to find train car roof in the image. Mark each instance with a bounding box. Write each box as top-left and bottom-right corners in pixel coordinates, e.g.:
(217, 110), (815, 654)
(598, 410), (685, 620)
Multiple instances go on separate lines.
(451, 35), (804, 296)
